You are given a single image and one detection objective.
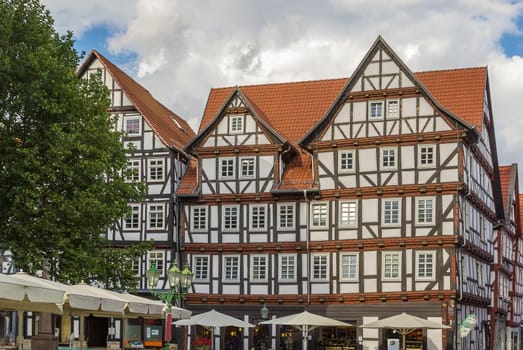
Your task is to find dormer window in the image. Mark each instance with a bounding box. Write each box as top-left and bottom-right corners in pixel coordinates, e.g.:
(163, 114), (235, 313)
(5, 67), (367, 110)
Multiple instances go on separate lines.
(229, 115), (244, 133)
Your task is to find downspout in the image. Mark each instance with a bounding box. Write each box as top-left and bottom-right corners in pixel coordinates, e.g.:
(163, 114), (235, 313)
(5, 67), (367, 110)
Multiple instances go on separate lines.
(304, 189), (310, 305)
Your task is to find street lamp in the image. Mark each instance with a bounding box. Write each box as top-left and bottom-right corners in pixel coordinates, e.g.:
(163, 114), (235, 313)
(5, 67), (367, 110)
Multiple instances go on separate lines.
(260, 305), (269, 350)
(146, 262), (194, 308)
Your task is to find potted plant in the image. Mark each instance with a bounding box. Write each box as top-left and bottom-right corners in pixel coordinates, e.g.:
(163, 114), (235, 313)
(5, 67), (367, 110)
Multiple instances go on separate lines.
(193, 337), (212, 350)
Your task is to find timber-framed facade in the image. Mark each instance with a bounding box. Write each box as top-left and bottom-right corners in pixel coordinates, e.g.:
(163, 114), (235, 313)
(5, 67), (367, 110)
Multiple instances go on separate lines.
(177, 36), (522, 350)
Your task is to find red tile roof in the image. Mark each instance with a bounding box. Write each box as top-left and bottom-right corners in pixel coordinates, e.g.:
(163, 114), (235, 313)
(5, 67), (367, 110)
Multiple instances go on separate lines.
(199, 67), (487, 146)
(499, 165), (512, 211)
(417, 67), (487, 132)
(274, 151), (317, 192)
(177, 159), (198, 196)
(78, 50), (195, 152)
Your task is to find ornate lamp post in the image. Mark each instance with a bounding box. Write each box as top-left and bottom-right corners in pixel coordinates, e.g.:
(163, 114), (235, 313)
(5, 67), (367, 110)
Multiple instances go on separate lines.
(260, 305), (269, 350)
(146, 262), (194, 349)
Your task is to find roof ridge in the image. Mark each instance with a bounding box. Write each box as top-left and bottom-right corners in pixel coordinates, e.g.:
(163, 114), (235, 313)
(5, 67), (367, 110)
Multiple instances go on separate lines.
(210, 77), (349, 91)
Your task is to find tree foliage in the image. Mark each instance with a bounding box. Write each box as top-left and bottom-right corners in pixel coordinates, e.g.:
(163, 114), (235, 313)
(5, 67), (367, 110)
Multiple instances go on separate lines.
(0, 0), (148, 290)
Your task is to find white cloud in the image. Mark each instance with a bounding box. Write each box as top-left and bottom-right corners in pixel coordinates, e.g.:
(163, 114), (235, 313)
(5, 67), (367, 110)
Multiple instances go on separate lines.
(41, 0), (523, 180)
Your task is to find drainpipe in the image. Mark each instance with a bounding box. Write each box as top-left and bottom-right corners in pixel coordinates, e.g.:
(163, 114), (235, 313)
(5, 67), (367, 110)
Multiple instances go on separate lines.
(304, 189), (311, 305)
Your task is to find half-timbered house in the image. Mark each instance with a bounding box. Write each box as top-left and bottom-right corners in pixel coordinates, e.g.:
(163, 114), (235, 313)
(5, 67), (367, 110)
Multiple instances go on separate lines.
(76, 51), (195, 345)
(492, 164), (523, 349)
(178, 36), (503, 350)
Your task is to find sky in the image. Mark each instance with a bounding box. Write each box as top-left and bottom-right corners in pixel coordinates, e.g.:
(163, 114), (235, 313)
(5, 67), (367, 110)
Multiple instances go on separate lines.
(41, 0), (523, 185)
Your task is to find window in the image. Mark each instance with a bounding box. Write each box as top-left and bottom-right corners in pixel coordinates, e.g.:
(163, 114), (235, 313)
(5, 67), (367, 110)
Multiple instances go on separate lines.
(223, 255), (240, 281)
(339, 151), (355, 172)
(125, 204), (140, 230)
(251, 255), (268, 281)
(240, 157), (255, 178)
(416, 251), (435, 280)
(124, 116), (141, 135)
(311, 203), (328, 228)
(312, 254), (329, 281)
(279, 254), (296, 281)
(223, 206), (239, 231)
(191, 206), (207, 231)
(382, 252), (401, 280)
(419, 145), (434, 167)
(250, 205), (266, 231)
(131, 258), (140, 276)
(220, 158), (234, 178)
(340, 253), (358, 281)
(148, 159), (164, 181)
(148, 251), (164, 280)
(381, 148), (397, 169)
(148, 204), (164, 229)
(340, 201), (357, 227)
(229, 115), (244, 133)
(383, 199), (400, 225)
(416, 197), (434, 225)
(369, 101), (384, 119)
(387, 100), (399, 118)
(278, 203), (295, 230)
(193, 255), (209, 281)
(126, 160), (140, 182)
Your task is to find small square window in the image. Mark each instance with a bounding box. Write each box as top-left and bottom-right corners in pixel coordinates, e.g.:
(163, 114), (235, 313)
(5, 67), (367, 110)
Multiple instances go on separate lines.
(124, 116), (141, 135)
(339, 151), (355, 172)
(229, 115), (244, 133)
(240, 158), (255, 178)
(369, 101), (384, 119)
(381, 147), (397, 169)
(387, 100), (399, 118)
(382, 252), (401, 280)
(148, 159), (164, 182)
(220, 158), (234, 178)
(419, 145), (435, 168)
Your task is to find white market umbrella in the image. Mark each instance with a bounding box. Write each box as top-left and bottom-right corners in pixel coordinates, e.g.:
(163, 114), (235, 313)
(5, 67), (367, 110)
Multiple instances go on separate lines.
(174, 309), (254, 349)
(260, 311), (352, 350)
(0, 272), (66, 350)
(360, 312), (450, 350)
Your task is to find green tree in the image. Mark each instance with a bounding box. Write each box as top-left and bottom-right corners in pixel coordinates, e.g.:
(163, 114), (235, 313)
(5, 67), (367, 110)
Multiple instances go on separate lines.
(0, 0), (148, 290)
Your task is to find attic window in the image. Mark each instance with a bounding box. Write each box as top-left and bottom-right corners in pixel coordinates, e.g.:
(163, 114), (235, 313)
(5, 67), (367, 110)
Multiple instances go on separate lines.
(124, 116), (141, 135)
(369, 101), (384, 119)
(229, 115), (244, 134)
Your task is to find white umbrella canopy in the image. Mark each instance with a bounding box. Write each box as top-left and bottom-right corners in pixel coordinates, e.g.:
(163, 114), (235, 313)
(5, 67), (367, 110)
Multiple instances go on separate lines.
(169, 305), (192, 320)
(259, 311), (352, 350)
(173, 309), (254, 328)
(0, 272), (65, 314)
(360, 312), (450, 350)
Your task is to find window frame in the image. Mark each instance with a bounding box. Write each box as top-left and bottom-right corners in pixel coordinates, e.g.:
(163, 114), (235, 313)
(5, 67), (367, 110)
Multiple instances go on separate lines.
(416, 197), (435, 225)
(382, 251), (401, 281)
(125, 204), (141, 230)
(311, 253), (329, 281)
(191, 206), (208, 232)
(124, 115), (141, 135)
(387, 99), (400, 119)
(126, 159), (141, 182)
(229, 115), (244, 134)
(382, 198), (401, 226)
(277, 203), (295, 231)
(279, 254), (297, 282)
(222, 205), (240, 232)
(147, 158), (165, 182)
(418, 144), (435, 168)
(147, 251), (165, 280)
(415, 250), (435, 281)
(250, 254), (268, 282)
(340, 253), (358, 281)
(193, 255), (210, 282)
(147, 203), (165, 230)
(369, 101), (384, 119)
(339, 201), (357, 228)
(338, 150), (355, 173)
(222, 255), (240, 282)
(250, 204), (267, 231)
(220, 158), (235, 179)
(311, 202), (329, 229)
(240, 157), (255, 178)
(381, 147), (397, 170)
